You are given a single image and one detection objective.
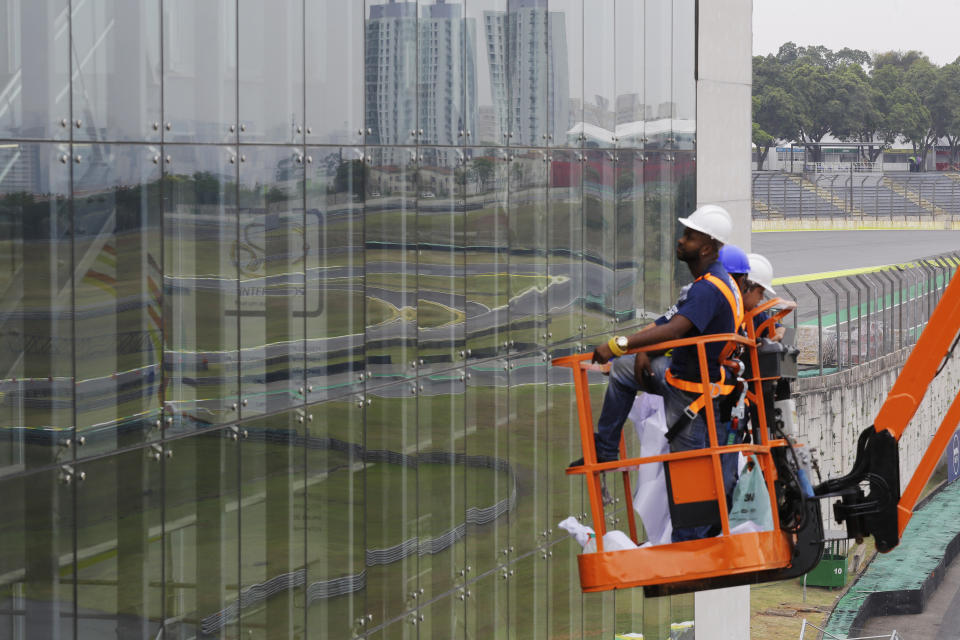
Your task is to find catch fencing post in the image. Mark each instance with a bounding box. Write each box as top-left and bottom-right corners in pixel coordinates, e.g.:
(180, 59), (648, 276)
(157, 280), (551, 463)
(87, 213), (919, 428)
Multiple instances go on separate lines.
(805, 282), (824, 375)
(823, 279), (843, 369)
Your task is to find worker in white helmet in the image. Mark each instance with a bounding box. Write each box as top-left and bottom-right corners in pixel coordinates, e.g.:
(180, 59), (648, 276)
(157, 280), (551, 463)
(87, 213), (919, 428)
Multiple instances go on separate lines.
(745, 253), (785, 341)
(571, 204), (742, 542)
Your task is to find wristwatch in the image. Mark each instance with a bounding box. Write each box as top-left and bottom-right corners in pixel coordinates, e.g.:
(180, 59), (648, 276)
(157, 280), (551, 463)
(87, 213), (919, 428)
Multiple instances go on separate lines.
(608, 335), (629, 357)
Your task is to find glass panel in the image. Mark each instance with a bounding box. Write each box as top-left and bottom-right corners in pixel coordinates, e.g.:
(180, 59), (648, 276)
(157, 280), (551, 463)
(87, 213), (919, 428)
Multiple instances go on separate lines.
(0, 468), (74, 639)
(236, 146), (306, 418)
(508, 149), (547, 351)
(552, 0), (581, 148)
(238, 0), (304, 143)
(507, 353), (547, 558)
(305, 0), (364, 145)
(417, 148), (465, 375)
(673, 152), (697, 292)
(465, 568), (507, 638)
(238, 410), (306, 639)
(582, 149), (616, 336)
(642, 595), (670, 640)
(614, 0), (644, 147)
(464, 148), (509, 361)
(613, 577), (644, 638)
(163, 0), (237, 144)
(546, 539), (582, 639)
(163, 146), (239, 430)
(582, 0), (614, 148)
(506, 0), (548, 147)
(672, 0), (696, 149)
(615, 149), (644, 329)
(583, 590), (614, 640)
(546, 352), (583, 542)
(305, 398), (365, 640)
(416, 372), (466, 639)
(508, 550), (546, 640)
(465, 0), (507, 147)
(75, 447), (163, 639)
(365, 147), (417, 381)
(73, 145), (162, 457)
(417, 0), (469, 147)
(365, 0), (418, 146)
(305, 147), (365, 403)
(645, 0), (672, 150)
(162, 428), (240, 639)
(0, 142), (73, 471)
(643, 152), (674, 314)
(365, 380), (418, 627)
(71, 1), (161, 142)
(670, 593), (695, 634)
(547, 149), (582, 345)
(0, 0), (70, 140)
(464, 358), (509, 577)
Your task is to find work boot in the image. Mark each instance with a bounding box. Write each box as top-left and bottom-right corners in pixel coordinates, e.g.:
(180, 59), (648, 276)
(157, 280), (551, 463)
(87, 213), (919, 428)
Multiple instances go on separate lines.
(568, 433), (619, 467)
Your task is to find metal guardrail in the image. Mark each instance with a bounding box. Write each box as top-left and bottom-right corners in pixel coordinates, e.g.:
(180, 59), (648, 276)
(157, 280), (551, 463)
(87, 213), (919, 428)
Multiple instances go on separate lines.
(775, 252), (960, 376)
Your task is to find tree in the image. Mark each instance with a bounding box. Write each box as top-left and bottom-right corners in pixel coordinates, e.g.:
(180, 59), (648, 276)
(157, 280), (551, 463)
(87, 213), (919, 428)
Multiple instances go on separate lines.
(932, 63), (960, 167)
(752, 122), (775, 170)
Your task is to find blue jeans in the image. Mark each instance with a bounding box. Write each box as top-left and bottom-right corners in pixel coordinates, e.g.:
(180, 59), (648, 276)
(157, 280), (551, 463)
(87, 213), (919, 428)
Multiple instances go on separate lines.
(595, 355), (718, 541)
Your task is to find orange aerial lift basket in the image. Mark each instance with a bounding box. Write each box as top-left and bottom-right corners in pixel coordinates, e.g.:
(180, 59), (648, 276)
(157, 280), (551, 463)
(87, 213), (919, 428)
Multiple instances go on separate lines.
(552, 299), (826, 597)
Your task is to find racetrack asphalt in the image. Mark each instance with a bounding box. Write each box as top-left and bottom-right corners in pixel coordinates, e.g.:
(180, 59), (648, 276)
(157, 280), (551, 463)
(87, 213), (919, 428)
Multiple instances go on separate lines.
(751, 230), (960, 279)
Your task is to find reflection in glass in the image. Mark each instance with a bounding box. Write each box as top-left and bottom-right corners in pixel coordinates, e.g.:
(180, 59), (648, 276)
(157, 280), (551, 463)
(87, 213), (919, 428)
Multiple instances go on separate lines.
(239, 0), (304, 143)
(582, 0), (614, 148)
(465, 570), (507, 638)
(508, 150), (547, 350)
(416, 374), (466, 639)
(306, 1), (364, 145)
(238, 411), (305, 638)
(0, 0), (70, 140)
(162, 429), (239, 638)
(237, 147), (306, 417)
(417, 148), (465, 374)
(365, 381), (418, 626)
(365, 1), (418, 146)
(0, 143), (73, 469)
(673, 152), (697, 292)
(614, 0), (644, 146)
(552, 0), (580, 148)
(71, 1), (161, 142)
(645, 0), (673, 150)
(306, 399), (365, 640)
(643, 152), (676, 313)
(505, 0), (550, 147)
(163, 0), (237, 143)
(464, 0), (507, 147)
(163, 146), (239, 430)
(673, 0), (697, 148)
(583, 149), (617, 334)
(366, 147), (417, 380)
(75, 448), (162, 638)
(583, 590), (615, 640)
(0, 469), (74, 638)
(547, 149), (583, 345)
(73, 145), (162, 456)
(509, 552), (547, 638)
(306, 147), (365, 402)
(615, 150), (644, 326)
(464, 359), (509, 576)
(417, 0), (475, 148)
(508, 353), (548, 558)
(465, 149), (509, 359)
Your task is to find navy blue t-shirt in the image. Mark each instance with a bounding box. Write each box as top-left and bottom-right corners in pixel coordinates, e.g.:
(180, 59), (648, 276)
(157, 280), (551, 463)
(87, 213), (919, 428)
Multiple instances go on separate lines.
(655, 260), (737, 382)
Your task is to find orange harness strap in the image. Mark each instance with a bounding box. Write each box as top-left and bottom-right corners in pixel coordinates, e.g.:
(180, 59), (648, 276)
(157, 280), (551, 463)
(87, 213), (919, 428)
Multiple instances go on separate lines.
(665, 272), (743, 418)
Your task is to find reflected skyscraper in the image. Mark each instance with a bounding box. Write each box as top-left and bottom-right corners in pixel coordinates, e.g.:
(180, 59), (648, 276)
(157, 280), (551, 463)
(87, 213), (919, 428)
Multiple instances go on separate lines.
(483, 0), (568, 145)
(365, 0), (478, 146)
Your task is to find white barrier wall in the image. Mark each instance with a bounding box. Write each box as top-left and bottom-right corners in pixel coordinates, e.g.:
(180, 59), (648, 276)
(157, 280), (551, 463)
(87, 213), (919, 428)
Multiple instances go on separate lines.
(794, 345), (960, 531)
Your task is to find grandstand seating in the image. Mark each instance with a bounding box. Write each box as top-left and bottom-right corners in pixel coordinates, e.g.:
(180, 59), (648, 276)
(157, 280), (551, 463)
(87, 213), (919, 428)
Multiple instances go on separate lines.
(752, 171), (960, 220)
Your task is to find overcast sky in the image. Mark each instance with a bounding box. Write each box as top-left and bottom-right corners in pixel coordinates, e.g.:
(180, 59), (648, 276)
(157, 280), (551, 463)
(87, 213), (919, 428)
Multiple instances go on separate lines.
(754, 0), (960, 66)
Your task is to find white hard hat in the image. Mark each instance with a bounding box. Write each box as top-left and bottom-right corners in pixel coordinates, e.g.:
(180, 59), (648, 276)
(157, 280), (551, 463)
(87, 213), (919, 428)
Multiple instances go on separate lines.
(678, 204), (732, 244)
(747, 253), (776, 297)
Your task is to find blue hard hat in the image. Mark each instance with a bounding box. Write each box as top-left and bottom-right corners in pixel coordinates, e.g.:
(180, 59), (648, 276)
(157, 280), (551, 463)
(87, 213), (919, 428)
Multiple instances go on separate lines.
(719, 245), (750, 275)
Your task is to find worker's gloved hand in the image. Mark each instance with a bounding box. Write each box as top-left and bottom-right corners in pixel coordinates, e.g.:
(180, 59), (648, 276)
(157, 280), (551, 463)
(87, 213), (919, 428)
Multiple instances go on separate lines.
(633, 351), (653, 382)
(592, 342), (614, 364)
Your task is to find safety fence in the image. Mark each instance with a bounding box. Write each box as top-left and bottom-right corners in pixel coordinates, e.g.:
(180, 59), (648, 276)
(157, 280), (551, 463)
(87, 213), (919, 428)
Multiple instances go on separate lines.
(753, 172), (960, 222)
(775, 252), (960, 376)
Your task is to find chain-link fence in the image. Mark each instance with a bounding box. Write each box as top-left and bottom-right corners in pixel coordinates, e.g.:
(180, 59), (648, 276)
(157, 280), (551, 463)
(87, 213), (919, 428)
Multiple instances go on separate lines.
(753, 172), (960, 222)
(775, 252), (960, 376)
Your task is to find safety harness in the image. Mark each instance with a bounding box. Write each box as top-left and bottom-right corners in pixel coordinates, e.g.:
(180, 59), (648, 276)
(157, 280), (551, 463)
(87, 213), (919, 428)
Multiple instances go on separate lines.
(664, 272), (744, 420)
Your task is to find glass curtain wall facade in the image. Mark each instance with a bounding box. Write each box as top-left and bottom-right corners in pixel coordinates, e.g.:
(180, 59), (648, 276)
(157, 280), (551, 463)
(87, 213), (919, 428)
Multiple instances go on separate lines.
(0, 0), (696, 638)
